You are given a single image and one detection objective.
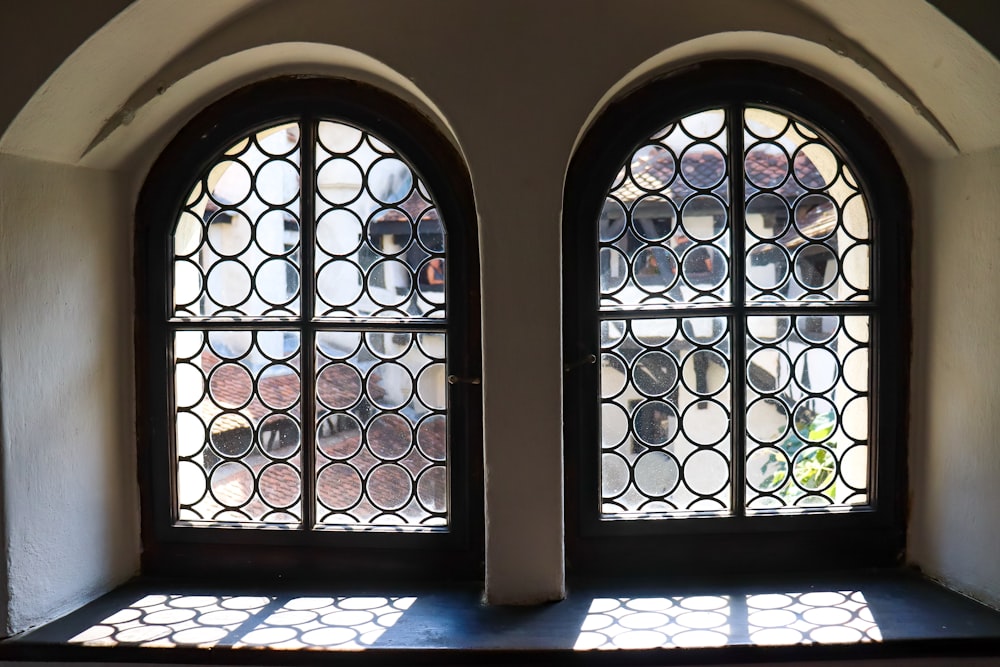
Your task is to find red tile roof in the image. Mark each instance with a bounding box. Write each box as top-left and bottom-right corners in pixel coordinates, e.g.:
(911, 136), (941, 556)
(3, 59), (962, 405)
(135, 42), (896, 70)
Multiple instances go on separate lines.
(618, 148), (826, 203)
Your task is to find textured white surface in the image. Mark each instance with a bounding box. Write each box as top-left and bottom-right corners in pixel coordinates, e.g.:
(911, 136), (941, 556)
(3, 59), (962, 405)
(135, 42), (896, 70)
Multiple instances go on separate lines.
(0, 155), (140, 634)
(0, 0), (997, 633)
(908, 146), (1000, 609)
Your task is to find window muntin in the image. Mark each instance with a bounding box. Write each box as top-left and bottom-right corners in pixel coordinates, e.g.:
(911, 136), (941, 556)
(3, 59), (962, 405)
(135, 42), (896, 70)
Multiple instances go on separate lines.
(169, 119), (450, 530)
(595, 106), (876, 519)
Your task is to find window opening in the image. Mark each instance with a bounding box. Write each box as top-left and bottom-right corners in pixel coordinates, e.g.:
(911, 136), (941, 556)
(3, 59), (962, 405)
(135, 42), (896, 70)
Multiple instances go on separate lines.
(172, 119), (448, 528)
(597, 106), (872, 517)
(138, 78), (482, 580)
(564, 62), (908, 573)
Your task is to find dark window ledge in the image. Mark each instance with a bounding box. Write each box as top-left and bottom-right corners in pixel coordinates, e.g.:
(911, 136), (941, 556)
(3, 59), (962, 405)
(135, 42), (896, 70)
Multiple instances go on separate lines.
(2, 569), (999, 665)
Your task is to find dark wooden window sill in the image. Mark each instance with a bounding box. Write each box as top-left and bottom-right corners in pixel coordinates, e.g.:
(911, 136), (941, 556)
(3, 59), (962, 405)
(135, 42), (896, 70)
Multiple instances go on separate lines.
(2, 569), (999, 665)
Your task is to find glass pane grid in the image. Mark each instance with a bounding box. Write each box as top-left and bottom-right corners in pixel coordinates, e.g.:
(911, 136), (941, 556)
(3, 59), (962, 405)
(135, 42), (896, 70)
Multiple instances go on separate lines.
(601, 110), (732, 311)
(174, 330), (303, 525)
(596, 105), (874, 522)
(600, 317), (732, 517)
(169, 119), (451, 532)
(744, 315), (870, 511)
(314, 121), (445, 320)
(743, 108), (870, 304)
(174, 123), (302, 318)
(315, 331), (447, 528)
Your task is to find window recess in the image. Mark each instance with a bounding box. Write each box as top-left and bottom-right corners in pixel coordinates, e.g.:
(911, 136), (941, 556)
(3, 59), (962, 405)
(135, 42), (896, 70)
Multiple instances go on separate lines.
(563, 62), (909, 576)
(136, 78), (482, 583)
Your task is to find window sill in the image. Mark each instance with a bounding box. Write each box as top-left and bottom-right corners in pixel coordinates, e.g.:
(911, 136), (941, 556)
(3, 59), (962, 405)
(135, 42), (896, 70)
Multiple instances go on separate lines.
(2, 569), (999, 665)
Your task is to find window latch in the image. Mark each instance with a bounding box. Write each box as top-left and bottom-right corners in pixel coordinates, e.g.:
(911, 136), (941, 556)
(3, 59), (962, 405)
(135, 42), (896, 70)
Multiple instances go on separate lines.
(564, 353), (596, 373)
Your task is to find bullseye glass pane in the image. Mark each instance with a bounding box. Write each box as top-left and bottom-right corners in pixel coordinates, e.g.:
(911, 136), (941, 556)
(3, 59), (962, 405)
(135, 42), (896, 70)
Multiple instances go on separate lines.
(601, 109), (731, 312)
(600, 317), (732, 516)
(173, 123), (301, 317)
(745, 315), (870, 511)
(315, 121), (445, 318)
(315, 331), (446, 528)
(174, 330), (302, 524)
(744, 108), (870, 302)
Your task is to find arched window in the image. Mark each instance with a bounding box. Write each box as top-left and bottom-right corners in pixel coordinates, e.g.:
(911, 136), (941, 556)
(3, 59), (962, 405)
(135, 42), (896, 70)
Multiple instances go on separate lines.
(136, 78), (482, 582)
(563, 62), (909, 575)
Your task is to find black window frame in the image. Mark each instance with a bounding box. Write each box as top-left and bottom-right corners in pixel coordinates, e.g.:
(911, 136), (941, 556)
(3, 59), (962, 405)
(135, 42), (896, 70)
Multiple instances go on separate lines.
(136, 77), (483, 584)
(563, 61), (910, 576)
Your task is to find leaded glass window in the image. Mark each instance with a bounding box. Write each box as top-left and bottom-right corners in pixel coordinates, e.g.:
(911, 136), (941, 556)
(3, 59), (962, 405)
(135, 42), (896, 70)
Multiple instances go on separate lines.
(172, 120), (449, 528)
(564, 62), (908, 574)
(598, 107), (872, 516)
(138, 79), (481, 581)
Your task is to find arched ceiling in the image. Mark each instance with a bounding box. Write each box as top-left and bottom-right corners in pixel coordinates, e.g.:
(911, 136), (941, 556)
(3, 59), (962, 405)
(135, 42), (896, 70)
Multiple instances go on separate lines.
(1, 0), (997, 173)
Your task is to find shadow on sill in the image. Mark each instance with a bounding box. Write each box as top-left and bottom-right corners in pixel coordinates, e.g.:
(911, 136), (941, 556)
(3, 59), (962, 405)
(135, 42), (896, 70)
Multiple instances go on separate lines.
(1, 569), (999, 665)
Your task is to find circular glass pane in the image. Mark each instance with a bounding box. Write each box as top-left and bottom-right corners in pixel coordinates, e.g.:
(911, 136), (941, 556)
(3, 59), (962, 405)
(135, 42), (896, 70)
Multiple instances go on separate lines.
(745, 143), (789, 189)
(683, 400), (729, 446)
(256, 160), (298, 206)
(682, 449), (729, 496)
(367, 414), (413, 460)
(680, 143), (726, 189)
(634, 451), (680, 497)
(794, 193), (836, 239)
(747, 348), (791, 394)
(316, 414), (361, 459)
(746, 447), (789, 493)
(367, 209), (413, 254)
(318, 463), (362, 510)
(633, 401), (679, 446)
(792, 397), (838, 442)
(632, 196), (676, 241)
(629, 144), (675, 191)
(746, 398), (789, 444)
(745, 193), (790, 240)
(633, 247), (678, 293)
(317, 364), (361, 409)
(682, 349), (728, 396)
(681, 245), (727, 291)
(681, 195), (726, 241)
(793, 244), (838, 291)
(602, 402), (629, 449)
(746, 243), (789, 291)
(368, 158), (414, 204)
(317, 209), (363, 256)
(632, 351), (679, 397)
(367, 362), (413, 410)
(416, 414), (446, 461)
(368, 464), (413, 511)
(317, 158), (363, 204)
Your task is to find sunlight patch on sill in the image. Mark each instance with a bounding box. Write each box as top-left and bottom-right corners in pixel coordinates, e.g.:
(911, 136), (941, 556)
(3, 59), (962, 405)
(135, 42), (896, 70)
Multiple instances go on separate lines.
(68, 594), (416, 650)
(574, 590), (881, 650)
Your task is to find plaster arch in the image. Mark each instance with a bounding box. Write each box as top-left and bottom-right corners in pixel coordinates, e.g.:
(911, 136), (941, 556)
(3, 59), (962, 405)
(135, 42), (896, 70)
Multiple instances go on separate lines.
(571, 30), (962, 167)
(93, 42), (469, 181)
(7, 0), (998, 174)
(0, 4), (467, 179)
(3, 40), (466, 179)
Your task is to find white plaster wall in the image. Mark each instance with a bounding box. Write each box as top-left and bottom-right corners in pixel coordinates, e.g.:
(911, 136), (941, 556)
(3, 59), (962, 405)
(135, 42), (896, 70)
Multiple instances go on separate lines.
(0, 0), (997, 637)
(908, 146), (1000, 609)
(0, 155), (139, 634)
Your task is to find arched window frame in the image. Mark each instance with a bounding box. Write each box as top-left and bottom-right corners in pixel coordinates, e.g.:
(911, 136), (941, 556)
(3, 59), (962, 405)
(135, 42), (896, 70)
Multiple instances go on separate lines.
(135, 77), (483, 583)
(563, 62), (910, 576)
